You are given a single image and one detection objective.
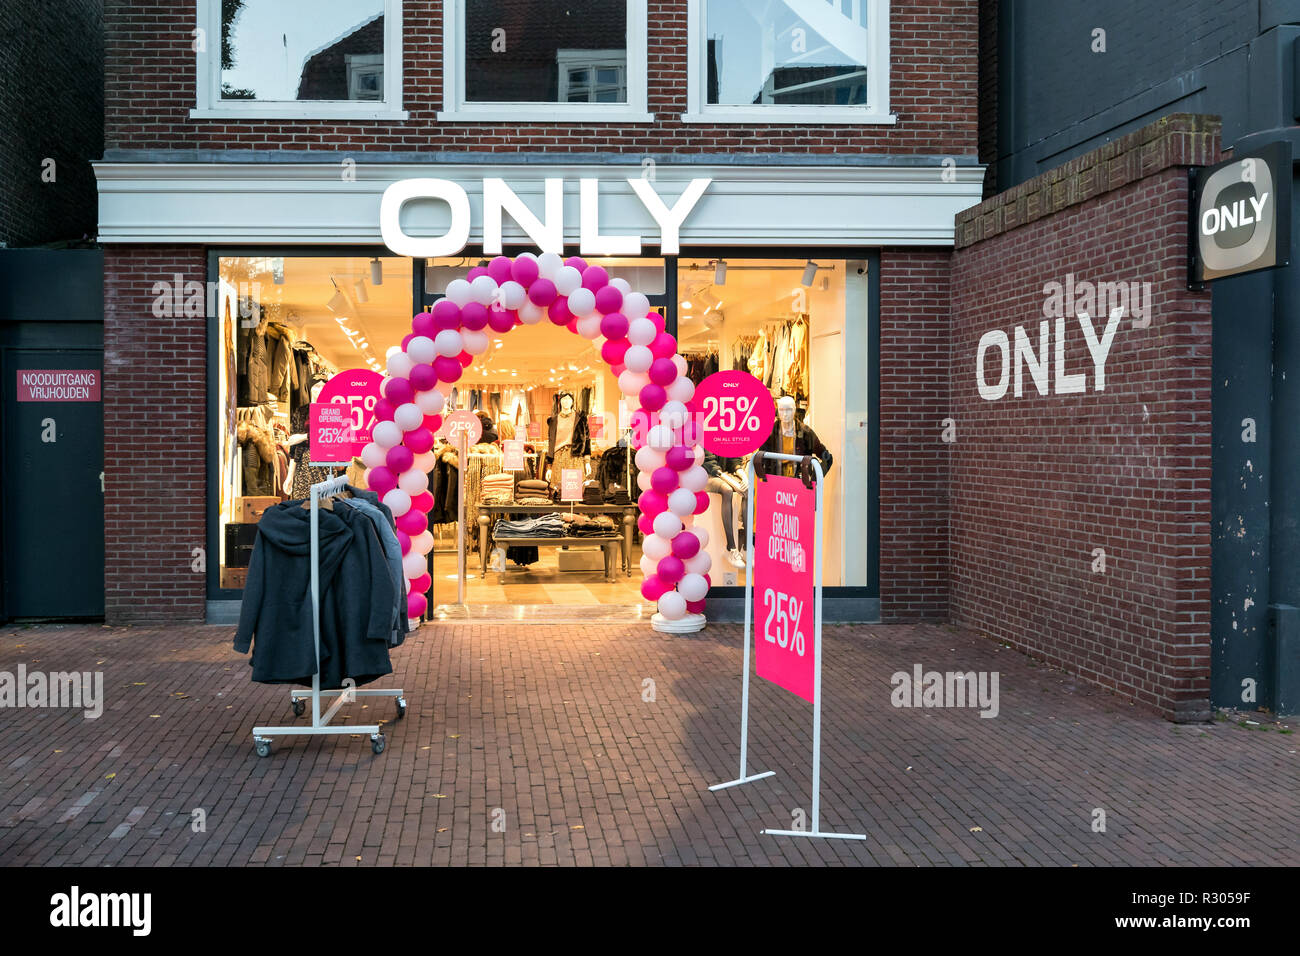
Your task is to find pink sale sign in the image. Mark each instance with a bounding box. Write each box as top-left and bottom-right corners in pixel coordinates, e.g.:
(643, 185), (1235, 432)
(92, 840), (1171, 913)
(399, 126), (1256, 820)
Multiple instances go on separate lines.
(694, 371), (775, 456)
(313, 369), (383, 461)
(752, 474), (816, 703)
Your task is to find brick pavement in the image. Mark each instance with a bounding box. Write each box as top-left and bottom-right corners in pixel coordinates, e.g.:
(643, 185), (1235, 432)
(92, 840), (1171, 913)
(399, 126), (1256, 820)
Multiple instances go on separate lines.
(0, 620), (1295, 866)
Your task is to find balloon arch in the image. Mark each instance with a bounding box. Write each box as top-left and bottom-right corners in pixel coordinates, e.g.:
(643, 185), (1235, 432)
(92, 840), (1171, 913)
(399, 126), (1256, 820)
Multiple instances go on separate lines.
(358, 252), (713, 624)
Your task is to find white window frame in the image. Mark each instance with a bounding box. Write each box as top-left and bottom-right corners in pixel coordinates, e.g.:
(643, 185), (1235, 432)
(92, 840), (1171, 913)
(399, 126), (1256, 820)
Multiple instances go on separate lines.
(438, 0), (652, 123)
(682, 0), (895, 124)
(190, 0), (408, 120)
(556, 49), (628, 103)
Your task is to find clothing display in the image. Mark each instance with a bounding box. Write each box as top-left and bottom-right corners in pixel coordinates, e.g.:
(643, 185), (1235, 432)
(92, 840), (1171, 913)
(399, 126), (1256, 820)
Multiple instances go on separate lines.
(683, 350), (720, 383)
(493, 514), (566, 539)
(549, 445), (588, 485)
(336, 489), (409, 647)
(558, 512), (618, 536)
(761, 420), (832, 478)
(464, 444), (505, 515)
(481, 472), (515, 503)
(234, 492), (397, 688)
(428, 443), (460, 525)
(238, 420), (278, 497)
(547, 409), (590, 462)
(742, 317), (811, 402)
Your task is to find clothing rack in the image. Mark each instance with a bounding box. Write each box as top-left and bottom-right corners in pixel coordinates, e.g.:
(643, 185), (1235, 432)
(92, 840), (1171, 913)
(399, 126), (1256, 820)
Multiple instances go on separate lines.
(251, 474), (406, 758)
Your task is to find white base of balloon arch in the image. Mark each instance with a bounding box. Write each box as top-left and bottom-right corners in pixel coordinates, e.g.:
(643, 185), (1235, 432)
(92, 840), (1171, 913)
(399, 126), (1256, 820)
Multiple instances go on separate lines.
(362, 252), (715, 629)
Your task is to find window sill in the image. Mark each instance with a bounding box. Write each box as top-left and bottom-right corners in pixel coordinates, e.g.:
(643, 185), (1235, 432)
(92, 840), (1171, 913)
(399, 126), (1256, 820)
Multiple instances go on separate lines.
(436, 108), (655, 124)
(189, 106), (411, 121)
(679, 111), (898, 126)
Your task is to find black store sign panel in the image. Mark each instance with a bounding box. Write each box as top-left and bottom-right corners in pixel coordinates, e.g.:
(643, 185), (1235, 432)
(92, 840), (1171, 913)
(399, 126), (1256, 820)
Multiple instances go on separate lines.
(1191, 141), (1292, 282)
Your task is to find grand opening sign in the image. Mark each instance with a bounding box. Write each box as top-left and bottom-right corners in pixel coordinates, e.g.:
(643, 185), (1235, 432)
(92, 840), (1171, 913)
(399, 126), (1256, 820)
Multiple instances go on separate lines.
(752, 473), (816, 702)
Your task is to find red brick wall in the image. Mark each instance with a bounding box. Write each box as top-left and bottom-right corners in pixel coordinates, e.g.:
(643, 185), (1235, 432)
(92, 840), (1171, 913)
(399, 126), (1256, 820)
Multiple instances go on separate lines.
(104, 0), (977, 156)
(878, 249), (951, 621)
(949, 157), (1213, 718)
(103, 246), (208, 624)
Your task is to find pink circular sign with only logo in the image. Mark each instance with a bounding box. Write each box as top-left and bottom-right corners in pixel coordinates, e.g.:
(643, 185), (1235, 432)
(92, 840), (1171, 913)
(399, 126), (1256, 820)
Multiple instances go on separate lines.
(437, 409), (483, 447)
(694, 371), (775, 456)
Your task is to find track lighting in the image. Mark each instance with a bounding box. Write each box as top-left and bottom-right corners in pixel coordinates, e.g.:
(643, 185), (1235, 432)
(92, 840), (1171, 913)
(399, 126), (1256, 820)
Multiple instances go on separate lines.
(354, 279), (368, 304)
(714, 259), (727, 285)
(326, 287), (348, 314)
(801, 260), (818, 287)
(370, 258), (383, 285)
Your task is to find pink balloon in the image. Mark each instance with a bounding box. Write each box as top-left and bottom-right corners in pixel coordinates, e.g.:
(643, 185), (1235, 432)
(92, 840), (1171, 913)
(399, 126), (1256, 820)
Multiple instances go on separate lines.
(594, 284), (623, 315)
(694, 491), (710, 515)
(487, 306), (515, 333)
(581, 265), (609, 291)
(528, 278), (557, 306)
(637, 514), (655, 536)
(433, 355), (462, 382)
(401, 333), (415, 351)
(651, 467), (679, 495)
(466, 266), (488, 281)
(511, 256), (539, 286)
(651, 332), (677, 359)
(460, 302), (489, 331)
(410, 363), (437, 391)
(410, 491), (434, 513)
(386, 445), (414, 473)
(368, 466), (397, 496)
(410, 571), (431, 594)
(396, 530), (411, 554)
(648, 357), (677, 386)
(563, 256), (588, 272)
(396, 509), (428, 536)
(639, 490), (668, 516)
(611, 363), (626, 377)
(640, 383), (667, 411)
(406, 427), (435, 454)
(373, 398), (395, 422)
(488, 256), (513, 283)
(601, 338), (630, 366)
(547, 299), (572, 325)
(422, 414), (442, 433)
(647, 311), (666, 333)
(657, 555), (685, 583)
(384, 377), (414, 405)
(641, 576), (670, 601)
(412, 311), (437, 338)
(665, 445), (693, 471)
(457, 351), (474, 368)
(671, 531), (700, 559)
(407, 592), (428, 618)
(686, 599), (706, 614)
(432, 299), (461, 330)
(600, 312), (629, 339)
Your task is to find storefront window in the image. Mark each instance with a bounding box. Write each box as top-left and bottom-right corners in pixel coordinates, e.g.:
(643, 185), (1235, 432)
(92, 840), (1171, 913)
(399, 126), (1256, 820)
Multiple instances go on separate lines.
(676, 258), (869, 587)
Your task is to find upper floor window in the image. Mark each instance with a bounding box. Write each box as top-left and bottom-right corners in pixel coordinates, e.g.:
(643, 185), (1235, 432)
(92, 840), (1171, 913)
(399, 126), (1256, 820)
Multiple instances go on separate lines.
(439, 0), (651, 123)
(191, 0), (408, 120)
(684, 0), (894, 124)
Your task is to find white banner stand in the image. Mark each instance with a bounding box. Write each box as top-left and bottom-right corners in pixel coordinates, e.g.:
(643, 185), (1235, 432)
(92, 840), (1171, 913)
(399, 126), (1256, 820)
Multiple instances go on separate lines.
(708, 451), (866, 841)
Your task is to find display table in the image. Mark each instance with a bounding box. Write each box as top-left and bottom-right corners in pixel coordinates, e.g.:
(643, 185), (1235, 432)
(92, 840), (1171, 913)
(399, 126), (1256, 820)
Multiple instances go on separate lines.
(476, 502), (638, 579)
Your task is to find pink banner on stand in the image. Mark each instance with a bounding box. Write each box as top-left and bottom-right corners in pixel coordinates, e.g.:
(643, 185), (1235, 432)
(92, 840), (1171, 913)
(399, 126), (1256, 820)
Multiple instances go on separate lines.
(312, 369), (382, 462)
(437, 409), (482, 447)
(502, 439), (525, 470)
(560, 469), (583, 501)
(752, 473), (816, 703)
(309, 403), (360, 465)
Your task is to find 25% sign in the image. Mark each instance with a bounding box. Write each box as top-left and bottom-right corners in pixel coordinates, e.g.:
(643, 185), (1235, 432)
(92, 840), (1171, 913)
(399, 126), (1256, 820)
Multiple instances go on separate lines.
(761, 588), (807, 657)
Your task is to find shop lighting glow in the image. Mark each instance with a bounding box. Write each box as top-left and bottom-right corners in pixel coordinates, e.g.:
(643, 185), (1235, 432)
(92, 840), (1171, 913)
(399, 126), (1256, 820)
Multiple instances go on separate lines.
(680, 300), (692, 309)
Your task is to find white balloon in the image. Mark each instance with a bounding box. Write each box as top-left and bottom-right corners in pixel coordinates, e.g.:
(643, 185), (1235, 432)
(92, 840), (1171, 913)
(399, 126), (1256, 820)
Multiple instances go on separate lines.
(434, 329), (463, 357)
(691, 526), (709, 549)
(382, 488), (412, 517)
(412, 530), (435, 555)
(470, 274), (498, 305)
(623, 344), (653, 373)
(518, 300), (545, 324)
(653, 511), (683, 539)
(636, 470), (652, 492)
(657, 591), (687, 620)
(619, 369), (649, 397)
(402, 550), (427, 578)
(678, 572), (709, 602)
(642, 533), (672, 560)
(413, 451), (437, 473)
(639, 554), (657, 578)
(693, 444), (706, 465)
(462, 329), (490, 355)
(685, 550), (712, 575)
(575, 315), (603, 339)
(554, 265), (582, 295)
(407, 335), (437, 364)
(680, 465), (708, 493)
(398, 468), (429, 495)
(498, 279), (526, 310)
(373, 420), (403, 449)
(537, 251), (564, 279)
(659, 401), (689, 429)
(567, 287), (596, 318)
(647, 425), (676, 450)
(667, 376), (695, 403)
(622, 291), (650, 319)
(635, 446), (666, 471)
(385, 345), (402, 360)
(415, 388), (446, 415)
(445, 278), (472, 306)
(672, 355), (688, 377)
(627, 317), (656, 346)
(668, 488), (696, 517)
(610, 277), (632, 295)
(394, 403), (423, 431)
(386, 352), (414, 379)
(361, 442), (386, 469)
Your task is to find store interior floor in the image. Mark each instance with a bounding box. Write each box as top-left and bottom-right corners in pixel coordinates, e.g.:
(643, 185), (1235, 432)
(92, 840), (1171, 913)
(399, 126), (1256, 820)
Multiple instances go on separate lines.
(431, 543), (648, 606)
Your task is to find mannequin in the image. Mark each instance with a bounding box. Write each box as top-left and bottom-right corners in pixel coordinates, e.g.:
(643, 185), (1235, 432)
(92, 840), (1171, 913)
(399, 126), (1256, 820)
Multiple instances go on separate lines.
(546, 391), (591, 481)
(703, 451), (750, 568)
(762, 395), (832, 479)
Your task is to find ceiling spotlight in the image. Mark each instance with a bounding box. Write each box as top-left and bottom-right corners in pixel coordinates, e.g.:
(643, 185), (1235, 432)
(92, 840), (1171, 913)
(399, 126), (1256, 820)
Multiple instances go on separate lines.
(326, 288), (348, 313)
(354, 279), (368, 304)
(370, 258), (383, 285)
(680, 300), (693, 309)
(801, 260), (818, 287)
(714, 259), (727, 285)
(272, 258), (284, 285)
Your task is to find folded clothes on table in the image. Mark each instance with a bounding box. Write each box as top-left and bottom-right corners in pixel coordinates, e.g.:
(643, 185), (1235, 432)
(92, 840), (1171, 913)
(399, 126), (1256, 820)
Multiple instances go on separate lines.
(493, 514), (566, 538)
(481, 473), (515, 502)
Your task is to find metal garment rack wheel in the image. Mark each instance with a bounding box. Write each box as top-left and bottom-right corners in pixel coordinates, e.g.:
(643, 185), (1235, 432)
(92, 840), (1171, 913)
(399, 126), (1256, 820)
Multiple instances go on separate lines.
(250, 474), (406, 757)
